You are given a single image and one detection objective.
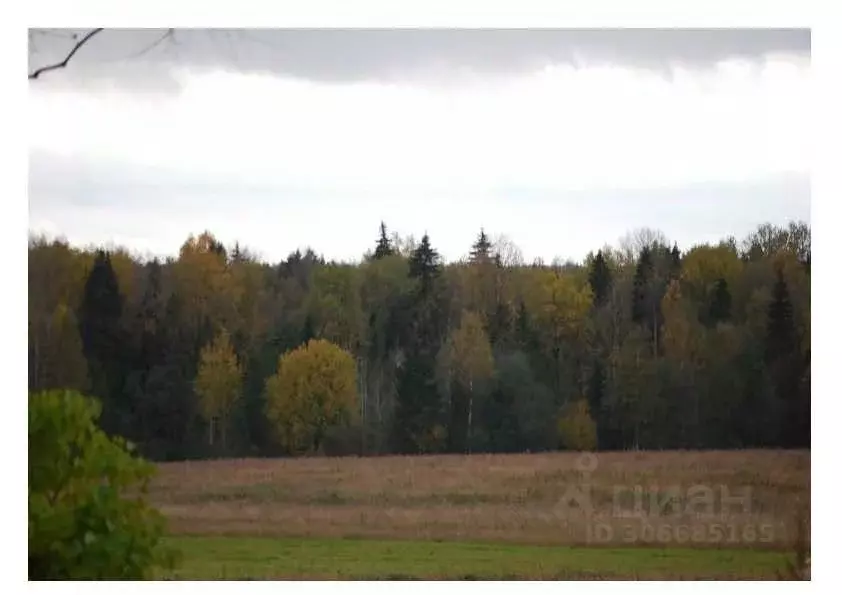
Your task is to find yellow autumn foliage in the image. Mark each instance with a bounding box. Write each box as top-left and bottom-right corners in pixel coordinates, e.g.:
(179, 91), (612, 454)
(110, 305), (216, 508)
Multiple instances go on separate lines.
(195, 328), (242, 448)
(264, 339), (359, 454)
(524, 270), (593, 344)
(446, 310), (495, 390)
(681, 244), (743, 293)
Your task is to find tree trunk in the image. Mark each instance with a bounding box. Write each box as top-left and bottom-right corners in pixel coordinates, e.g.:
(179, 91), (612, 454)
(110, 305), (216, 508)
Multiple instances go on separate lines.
(31, 332), (41, 390)
(467, 379), (474, 454)
(221, 413), (227, 453)
(652, 302), (658, 357)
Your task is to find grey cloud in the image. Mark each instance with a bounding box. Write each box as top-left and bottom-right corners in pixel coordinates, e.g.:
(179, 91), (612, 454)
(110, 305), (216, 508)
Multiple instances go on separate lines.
(28, 28), (810, 92)
(498, 175), (810, 224)
(28, 149), (360, 212)
(29, 147), (810, 264)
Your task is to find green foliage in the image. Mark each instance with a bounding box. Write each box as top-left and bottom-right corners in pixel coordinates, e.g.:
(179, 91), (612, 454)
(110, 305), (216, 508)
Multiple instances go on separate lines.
(708, 278), (732, 325)
(631, 247), (654, 326)
(308, 264), (364, 351)
(28, 220), (810, 458)
(195, 328), (243, 450)
(373, 221), (395, 260)
(557, 400), (598, 451)
(78, 250), (127, 434)
(494, 351), (557, 451)
(29, 389), (175, 580)
(408, 233), (441, 292)
(587, 250), (612, 308)
(766, 266), (796, 364)
(469, 228), (493, 264)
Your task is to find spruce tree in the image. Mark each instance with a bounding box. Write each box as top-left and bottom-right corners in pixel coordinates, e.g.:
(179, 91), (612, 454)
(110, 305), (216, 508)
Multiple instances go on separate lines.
(669, 244), (682, 280)
(373, 221), (394, 260)
(78, 250), (126, 434)
(588, 250), (612, 308)
(765, 266), (805, 447)
(408, 233), (441, 292)
(230, 241), (243, 263)
(631, 247), (653, 325)
(469, 228), (492, 264)
(301, 313), (316, 344)
(143, 291), (196, 459)
(137, 260), (165, 366)
(393, 234), (448, 453)
(766, 267), (796, 365)
(708, 278), (732, 326)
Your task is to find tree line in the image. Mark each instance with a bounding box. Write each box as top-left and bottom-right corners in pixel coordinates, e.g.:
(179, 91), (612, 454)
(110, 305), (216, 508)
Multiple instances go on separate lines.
(28, 220), (811, 459)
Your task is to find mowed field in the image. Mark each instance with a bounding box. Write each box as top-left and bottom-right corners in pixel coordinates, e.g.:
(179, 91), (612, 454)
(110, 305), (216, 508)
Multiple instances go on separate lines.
(150, 450), (810, 579)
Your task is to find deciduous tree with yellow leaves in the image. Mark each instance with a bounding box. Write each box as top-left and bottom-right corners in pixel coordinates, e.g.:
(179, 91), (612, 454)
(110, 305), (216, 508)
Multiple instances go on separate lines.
(195, 328), (242, 451)
(264, 339), (359, 454)
(438, 310), (495, 452)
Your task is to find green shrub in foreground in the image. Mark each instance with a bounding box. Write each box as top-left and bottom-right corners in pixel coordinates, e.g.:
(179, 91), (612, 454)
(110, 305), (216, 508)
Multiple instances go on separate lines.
(29, 389), (176, 580)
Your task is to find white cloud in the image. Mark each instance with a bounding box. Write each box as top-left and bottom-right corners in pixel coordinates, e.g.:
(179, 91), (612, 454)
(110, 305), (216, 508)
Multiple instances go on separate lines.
(29, 56), (808, 187)
(27, 54), (809, 262)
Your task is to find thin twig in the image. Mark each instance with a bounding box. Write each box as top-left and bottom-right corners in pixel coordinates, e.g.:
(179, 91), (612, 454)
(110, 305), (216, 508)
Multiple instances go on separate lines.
(28, 28), (104, 80)
(118, 28), (175, 62)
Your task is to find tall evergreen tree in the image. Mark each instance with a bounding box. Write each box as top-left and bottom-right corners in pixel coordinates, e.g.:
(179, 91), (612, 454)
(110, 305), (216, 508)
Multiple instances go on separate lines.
(631, 247), (653, 325)
(469, 228), (492, 264)
(141, 291), (198, 459)
(230, 241), (243, 263)
(766, 267), (796, 365)
(301, 312), (316, 344)
(765, 266), (806, 447)
(78, 250), (127, 435)
(122, 259), (167, 447)
(408, 233), (441, 292)
(669, 244), (682, 280)
(588, 250), (612, 308)
(393, 234), (448, 453)
(708, 278), (732, 326)
(373, 221), (395, 260)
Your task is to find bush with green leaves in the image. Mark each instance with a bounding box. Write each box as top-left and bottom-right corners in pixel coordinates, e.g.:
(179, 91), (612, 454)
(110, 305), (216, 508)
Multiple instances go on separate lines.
(29, 389), (176, 580)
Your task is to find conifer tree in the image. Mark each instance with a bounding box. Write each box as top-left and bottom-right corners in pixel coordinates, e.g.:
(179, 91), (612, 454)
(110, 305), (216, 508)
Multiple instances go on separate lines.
(588, 250), (612, 308)
(631, 247), (653, 325)
(408, 233), (441, 292)
(766, 267), (796, 365)
(78, 250), (126, 434)
(669, 243), (682, 280)
(765, 265), (806, 447)
(469, 228), (492, 264)
(708, 278), (732, 326)
(373, 221), (395, 260)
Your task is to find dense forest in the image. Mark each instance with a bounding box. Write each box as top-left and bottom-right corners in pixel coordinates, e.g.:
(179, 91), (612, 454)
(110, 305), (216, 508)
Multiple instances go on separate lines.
(28, 221), (810, 460)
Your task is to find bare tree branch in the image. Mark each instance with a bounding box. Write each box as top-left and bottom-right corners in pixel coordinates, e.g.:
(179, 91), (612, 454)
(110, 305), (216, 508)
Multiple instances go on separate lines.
(118, 28), (175, 62)
(28, 28), (104, 80)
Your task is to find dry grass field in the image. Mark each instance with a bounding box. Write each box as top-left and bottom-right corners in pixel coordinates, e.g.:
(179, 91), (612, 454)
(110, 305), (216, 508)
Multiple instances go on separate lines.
(151, 450), (810, 552)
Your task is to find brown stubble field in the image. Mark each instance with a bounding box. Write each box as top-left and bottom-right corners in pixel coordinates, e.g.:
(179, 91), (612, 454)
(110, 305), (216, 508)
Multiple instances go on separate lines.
(149, 450), (810, 551)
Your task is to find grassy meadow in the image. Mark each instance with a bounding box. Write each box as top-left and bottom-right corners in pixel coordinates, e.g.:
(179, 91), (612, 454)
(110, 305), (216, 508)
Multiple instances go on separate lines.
(149, 450), (810, 579)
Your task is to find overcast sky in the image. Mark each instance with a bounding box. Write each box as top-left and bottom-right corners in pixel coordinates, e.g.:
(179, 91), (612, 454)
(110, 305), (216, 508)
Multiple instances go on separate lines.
(28, 29), (810, 263)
